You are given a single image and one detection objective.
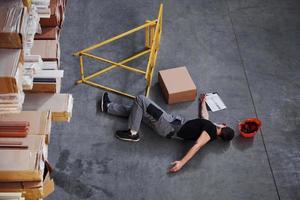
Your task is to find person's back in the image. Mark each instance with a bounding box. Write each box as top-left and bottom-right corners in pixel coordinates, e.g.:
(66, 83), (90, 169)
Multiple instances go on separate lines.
(177, 118), (217, 141)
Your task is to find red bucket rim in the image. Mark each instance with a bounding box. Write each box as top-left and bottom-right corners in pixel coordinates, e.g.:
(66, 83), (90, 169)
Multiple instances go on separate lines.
(239, 118), (262, 138)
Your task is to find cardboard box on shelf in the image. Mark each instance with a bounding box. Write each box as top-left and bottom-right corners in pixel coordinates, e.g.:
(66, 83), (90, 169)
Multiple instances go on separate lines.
(42, 61), (58, 70)
(0, 92), (25, 114)
(0, 135), (45, 150)
(27, 69), (63, 93)
(39, 0), (62, 27)
(31, 40), (59, 62)
(30, 81), (58, 93)
(0, 121), (29, 138)
(0, 161), (54, 200)
(0, 149), (44, 182)
(34, 27), (58, 40)
(0, 6), (27, 48)
(158, 66), (197, 104)
(0, 111), (52, 144)
(23, 93), (73, 122)
(0, 49), (23, 94)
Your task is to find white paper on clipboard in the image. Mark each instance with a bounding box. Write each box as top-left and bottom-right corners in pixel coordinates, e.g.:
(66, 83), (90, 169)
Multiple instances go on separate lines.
(205, 93), (226, 112)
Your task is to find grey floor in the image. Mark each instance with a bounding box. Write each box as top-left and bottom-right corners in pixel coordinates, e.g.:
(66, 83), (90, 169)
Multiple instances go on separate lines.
(48, 0), (300, 199)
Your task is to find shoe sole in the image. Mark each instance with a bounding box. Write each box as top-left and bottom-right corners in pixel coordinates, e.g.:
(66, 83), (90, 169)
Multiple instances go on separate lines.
(101, 94), (104, 112)
(115, 134), (140, 142)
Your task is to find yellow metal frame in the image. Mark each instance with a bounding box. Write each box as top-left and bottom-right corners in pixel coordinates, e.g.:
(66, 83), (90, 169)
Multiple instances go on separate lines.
(73, 4), (163, 98)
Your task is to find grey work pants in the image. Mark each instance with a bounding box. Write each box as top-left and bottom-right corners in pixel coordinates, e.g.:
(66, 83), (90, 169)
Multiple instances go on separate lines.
(107, 95), (184, 138)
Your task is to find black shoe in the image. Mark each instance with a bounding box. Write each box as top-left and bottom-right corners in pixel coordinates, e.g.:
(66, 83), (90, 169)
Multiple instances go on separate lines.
(115, 130), (140, 142)
(100, 92), (111, 112)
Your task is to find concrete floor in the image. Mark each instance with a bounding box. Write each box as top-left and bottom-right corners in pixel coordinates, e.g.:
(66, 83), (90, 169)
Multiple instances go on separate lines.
(48, 0), (300, 199)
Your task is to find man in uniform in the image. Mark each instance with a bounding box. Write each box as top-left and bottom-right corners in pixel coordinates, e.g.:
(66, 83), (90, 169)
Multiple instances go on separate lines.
(100, 92), (234, 173)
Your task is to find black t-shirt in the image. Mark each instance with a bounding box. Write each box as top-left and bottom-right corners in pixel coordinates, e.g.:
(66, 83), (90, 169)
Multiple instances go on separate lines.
(177, 118), (217, 141)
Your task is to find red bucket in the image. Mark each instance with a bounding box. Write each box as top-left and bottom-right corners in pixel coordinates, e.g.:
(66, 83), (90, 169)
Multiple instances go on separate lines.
(239, 118), (262, 138)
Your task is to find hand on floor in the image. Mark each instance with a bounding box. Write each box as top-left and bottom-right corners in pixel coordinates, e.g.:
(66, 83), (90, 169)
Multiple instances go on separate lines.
(169, 160), (183, 173)
(199, 93), (207, 104)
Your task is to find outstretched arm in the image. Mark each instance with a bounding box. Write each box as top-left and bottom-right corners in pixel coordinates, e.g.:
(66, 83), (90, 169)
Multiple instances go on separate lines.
(200, 95), (209, 120)
(169, 131), (211, 173)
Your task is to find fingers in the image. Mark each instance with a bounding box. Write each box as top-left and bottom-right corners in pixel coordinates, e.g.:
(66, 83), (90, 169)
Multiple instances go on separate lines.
(169, 161), (181, 173)
(171, 161), (178, 165)
(169, 166), (178, 173)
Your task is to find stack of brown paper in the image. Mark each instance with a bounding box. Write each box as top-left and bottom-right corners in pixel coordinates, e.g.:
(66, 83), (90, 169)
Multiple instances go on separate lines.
(0, 121), (29, 138)
(0, 111), (52, 144)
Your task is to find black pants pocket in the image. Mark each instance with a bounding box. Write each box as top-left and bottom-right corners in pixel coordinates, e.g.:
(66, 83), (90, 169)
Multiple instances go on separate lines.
(146, 104), (163, 120)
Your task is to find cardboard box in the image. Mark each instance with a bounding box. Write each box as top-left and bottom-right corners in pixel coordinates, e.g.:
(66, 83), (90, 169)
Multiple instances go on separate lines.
(158, 66), (197, 104)
(0, 6), (27, 49)
(0, 162), (54, 200)
(39, 0), (62, 27)
(0, 150), (44, 182)
(0, 135), (45, 150)
(23, 93), (73, 122)
(34, 27), (58, 40)
(30, 82), (58, 93)
(0, 49), (23, 94)
(27, 69), (63, 93)
(0, 111), (52, 144)
(31, 40), (59, 62)
(0, 181), (53, 200)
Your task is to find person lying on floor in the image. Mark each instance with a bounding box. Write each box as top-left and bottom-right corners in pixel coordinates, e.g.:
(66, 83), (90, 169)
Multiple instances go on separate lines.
(99, 92), (234, 173)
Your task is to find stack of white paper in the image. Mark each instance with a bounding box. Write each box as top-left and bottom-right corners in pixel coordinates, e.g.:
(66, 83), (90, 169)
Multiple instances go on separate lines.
(205, 93), (227, 112)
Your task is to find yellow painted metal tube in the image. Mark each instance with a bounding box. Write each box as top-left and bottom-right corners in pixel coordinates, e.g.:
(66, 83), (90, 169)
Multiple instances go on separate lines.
(76, 49), (151, 84)
(79, 55), (84, 80)
(83, 80), (135, 99)
(76, 65), (116, 84)
(73, 21), (157, 56)
(146, 4), (163, 80)
(145, 20), (149, 48)
(81, 52), (146, 74)
(145, 4), (163, 96)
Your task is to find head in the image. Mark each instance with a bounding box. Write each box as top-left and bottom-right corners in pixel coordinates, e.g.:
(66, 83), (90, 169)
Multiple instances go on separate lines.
(220, 127), (235, 141)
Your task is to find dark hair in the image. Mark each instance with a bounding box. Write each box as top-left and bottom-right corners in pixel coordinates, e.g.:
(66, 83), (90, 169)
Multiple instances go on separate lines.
(220, 127), (235, 141)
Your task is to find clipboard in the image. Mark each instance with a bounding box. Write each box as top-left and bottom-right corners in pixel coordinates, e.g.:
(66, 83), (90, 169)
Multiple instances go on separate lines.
(205, 92), (227, 112)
